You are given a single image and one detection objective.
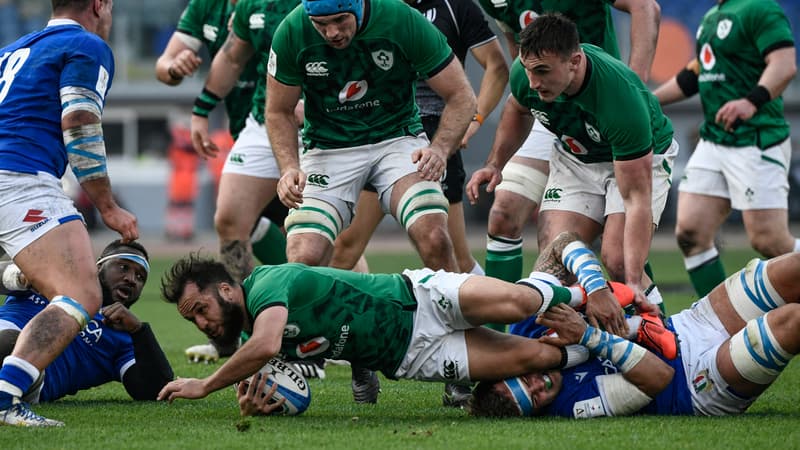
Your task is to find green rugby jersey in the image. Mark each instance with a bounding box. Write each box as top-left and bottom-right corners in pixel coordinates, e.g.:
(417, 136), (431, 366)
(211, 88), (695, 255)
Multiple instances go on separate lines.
(241, 264), (416, 377)
(476, 0), (619, 58)
(232, 0), (299, 124)
(178, 0), (259, 138)
(510, 45), (673, 163)
(695, 0), (793, 149)
(268, 0), (455, 149)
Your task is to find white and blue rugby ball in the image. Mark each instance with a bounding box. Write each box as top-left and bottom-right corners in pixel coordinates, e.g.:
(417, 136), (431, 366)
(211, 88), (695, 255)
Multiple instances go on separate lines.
(248, 358), (311, 416)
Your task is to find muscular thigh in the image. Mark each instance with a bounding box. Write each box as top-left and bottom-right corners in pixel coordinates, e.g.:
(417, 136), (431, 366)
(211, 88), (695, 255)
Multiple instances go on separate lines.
(216, 174), (278, 227)
(221, 115), (281, 179)
(14, 220), (98, 302)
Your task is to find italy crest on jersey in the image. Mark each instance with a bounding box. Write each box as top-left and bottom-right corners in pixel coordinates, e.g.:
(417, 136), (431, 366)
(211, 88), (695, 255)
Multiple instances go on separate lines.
(371, 50), (394, 71)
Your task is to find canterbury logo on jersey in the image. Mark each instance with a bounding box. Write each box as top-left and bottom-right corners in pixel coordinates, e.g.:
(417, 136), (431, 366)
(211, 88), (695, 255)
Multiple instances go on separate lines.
(443, 360), (460, 380)
(305, 61), (329, 77)
(249, 13), (265, 29)
(338, 80), (368, 104)
(489, 0), (507, 8)
(307, 173), (329, 187)
(423, 8), (436, 22)
(530, 109), (549, 125)
(543, 188), (562, 201)
(202, 24), (219, 42)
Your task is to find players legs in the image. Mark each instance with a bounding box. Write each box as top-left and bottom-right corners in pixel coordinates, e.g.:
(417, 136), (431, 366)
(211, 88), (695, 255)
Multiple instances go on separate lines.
(0, 220), (101, 427)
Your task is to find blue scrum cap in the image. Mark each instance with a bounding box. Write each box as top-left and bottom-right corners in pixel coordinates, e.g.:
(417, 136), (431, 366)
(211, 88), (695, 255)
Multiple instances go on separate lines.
(302, 0), (363, 27)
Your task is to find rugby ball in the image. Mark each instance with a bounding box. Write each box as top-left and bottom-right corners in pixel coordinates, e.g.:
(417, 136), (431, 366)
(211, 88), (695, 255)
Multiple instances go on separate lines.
(245, 358), (311, 416)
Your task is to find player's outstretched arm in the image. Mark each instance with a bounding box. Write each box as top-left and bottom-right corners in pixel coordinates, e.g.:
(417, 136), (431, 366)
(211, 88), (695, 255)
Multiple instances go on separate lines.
(538, 305), (673, 415)
(614, 0), (660, 82)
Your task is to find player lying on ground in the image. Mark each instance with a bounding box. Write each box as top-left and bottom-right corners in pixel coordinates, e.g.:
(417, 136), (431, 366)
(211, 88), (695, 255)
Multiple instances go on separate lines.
(0, 240), (173, 405)
(155, 245), (658, 412)
(470, 233), (800, 417)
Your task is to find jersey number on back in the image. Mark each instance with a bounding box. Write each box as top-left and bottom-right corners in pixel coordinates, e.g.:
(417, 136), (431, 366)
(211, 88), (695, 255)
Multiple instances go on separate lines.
(0, 48), (31, 104)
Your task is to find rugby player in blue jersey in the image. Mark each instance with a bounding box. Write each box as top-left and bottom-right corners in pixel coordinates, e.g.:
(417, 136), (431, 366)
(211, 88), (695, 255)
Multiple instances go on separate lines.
(471, 232), (800, 418)
(0, 0), (138, 426)
(0, 240), (173, 407)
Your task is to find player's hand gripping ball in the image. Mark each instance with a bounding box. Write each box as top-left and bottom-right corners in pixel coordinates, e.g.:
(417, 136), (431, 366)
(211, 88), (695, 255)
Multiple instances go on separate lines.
(241, 358), (312, 415)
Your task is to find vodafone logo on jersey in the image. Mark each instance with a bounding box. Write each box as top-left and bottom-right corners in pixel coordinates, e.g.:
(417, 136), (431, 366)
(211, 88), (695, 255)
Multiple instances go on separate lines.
(519, 10), (538, 30)
(296, 337), (330, 357)
(700, 43), (716, 71)
(338, 80), (368, 104)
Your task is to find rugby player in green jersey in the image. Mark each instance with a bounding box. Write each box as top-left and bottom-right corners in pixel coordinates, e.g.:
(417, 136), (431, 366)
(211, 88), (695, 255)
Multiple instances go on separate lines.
(654, 0), (798, 298)
(474, 0), (660, 291)
(468, 14), (677, 336)
(264, 0), (477, 402)
(265, 0), (475, 273)
(156, 0), (292, 364)
(156, 251), (636, 409)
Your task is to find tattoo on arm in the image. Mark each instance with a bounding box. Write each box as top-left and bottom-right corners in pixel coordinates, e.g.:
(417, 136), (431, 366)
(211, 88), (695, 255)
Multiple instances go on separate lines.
(220, 240), (254, 283)
(533, 231), (582, 284)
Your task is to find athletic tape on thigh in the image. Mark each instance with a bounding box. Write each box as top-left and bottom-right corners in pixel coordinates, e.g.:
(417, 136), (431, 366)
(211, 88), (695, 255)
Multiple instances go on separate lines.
(49, 295), (90, 329)
(495, 162), (548, 203)
(725, 258), (785, 321)
(397, 181), (448, 230)
(503, 377), (534, 416)
(729, 313), (792, 384)
(284, 198), (343, 244)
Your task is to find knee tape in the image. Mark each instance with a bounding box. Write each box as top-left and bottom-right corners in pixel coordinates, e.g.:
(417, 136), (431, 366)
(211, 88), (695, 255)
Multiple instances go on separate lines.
(284, 198), (343, 244)
(49, 295), (91, 329)
(729, 313), (792, 384)
(725, 258), (785, 321)
(495, 162), (548, 203)
(397, 181), (448, 230)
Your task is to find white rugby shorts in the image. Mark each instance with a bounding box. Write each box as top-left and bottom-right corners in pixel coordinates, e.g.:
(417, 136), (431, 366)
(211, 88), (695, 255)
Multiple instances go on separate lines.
(393, 268), (473, 383)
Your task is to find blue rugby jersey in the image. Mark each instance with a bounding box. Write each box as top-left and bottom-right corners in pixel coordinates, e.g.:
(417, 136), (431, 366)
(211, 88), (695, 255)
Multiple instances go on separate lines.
(0, 293), (135, 402)
(510, 314), (693, 416)
(0, 19), (113, 178)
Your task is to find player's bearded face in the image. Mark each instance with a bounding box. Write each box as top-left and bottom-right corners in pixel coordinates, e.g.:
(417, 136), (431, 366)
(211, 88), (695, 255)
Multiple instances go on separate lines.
(214, 289), (244, 348)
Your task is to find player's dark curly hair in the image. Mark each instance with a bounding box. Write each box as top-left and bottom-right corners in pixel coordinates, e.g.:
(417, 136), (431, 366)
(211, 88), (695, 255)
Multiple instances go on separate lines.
(99, 239), (149, 261)
(518, 13), (580, 60)
(160, 252), (235, 304)
(468, 381), (523, 418)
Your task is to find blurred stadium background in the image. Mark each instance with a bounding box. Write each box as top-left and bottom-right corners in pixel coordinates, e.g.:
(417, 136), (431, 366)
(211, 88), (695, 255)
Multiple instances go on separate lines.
(2, 0), (798, 237)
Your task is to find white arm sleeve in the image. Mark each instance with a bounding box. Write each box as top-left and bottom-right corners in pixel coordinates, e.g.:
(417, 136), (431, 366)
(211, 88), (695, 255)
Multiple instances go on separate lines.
(596, 373), (652, 416)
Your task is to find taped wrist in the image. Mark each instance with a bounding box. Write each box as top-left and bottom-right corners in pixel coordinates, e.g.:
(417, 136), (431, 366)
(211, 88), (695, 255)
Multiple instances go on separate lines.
(559, 344), (590, 369)
(1, 264), (28, 291)
(745, 85), (771, 110)
(580, 326), (646, 373)
(675, 67), (699, 97)
(562, 241), (607, 295)
(193, 87), (222, 117)
(65, 123), (108, 183)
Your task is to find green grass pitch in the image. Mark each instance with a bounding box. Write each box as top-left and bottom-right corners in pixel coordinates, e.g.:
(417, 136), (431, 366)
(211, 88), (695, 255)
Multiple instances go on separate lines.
(2, 247), (800, 449)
